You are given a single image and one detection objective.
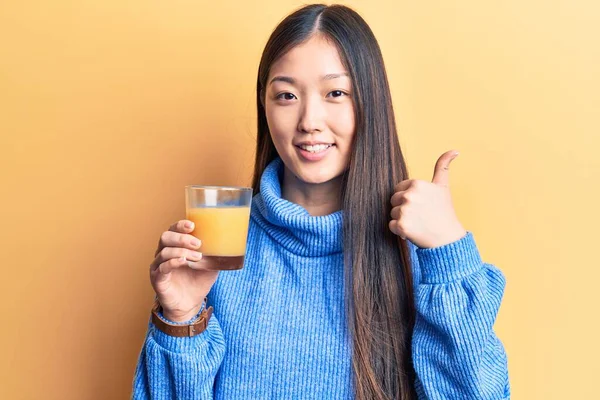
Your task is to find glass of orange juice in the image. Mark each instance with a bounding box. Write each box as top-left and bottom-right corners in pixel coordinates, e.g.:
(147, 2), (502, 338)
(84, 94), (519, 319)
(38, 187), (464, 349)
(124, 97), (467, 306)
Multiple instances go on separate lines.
(185, 185), (253, 270)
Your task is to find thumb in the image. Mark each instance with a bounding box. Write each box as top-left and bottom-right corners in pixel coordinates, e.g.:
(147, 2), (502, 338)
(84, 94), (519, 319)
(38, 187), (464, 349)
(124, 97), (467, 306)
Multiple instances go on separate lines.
(431, 150), (459, 186)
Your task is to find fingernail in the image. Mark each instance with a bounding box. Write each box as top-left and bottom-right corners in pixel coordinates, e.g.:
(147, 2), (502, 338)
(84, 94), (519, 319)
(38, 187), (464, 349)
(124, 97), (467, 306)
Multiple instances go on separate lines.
(187, 260), (198, 269)
(179, 256), (187, 262)
(184, 221), (194, 229)
(190, 251), (203, 259)
(191, 239), (201, 247)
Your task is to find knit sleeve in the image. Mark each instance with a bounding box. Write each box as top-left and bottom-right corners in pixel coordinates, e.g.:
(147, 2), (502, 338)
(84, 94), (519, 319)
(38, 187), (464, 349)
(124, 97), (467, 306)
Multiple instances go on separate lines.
(409, 232), (510, 399)
(131, 308), (226, 399)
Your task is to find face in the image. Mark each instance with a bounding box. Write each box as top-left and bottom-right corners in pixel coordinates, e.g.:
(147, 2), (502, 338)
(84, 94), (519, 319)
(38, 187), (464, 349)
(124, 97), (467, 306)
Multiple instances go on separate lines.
(264, 35), (355, 185)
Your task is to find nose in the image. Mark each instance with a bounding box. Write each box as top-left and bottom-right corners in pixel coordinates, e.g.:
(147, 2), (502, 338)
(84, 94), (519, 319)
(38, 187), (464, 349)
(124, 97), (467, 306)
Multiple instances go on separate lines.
(297, 95), (326, 134)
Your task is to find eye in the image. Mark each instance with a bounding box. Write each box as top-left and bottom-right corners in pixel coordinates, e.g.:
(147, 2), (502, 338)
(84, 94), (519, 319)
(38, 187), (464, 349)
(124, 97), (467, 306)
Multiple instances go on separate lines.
(327, 90), (348, 98)
(276, 92), (297, 101)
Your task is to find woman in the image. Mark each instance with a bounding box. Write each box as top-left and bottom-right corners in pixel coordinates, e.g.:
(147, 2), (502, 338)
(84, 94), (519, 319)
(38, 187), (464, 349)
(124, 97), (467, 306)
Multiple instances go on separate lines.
(133, 4), (510, 399)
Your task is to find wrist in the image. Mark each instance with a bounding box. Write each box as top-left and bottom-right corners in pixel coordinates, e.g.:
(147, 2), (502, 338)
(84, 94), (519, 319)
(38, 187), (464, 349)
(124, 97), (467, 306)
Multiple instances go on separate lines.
(161, 302), (205, 323)
(428, 225), (467, 249)
(151, 299), (213, 338)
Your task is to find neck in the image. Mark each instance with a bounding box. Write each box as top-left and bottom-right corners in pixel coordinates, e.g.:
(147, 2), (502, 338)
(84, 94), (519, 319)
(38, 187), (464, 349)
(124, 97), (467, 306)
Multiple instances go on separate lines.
(281, 166), (343, 217)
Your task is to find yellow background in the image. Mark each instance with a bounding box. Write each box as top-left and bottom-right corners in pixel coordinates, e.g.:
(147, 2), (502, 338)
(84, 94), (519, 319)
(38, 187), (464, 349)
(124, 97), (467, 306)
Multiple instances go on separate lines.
(1, 1), (598, 398)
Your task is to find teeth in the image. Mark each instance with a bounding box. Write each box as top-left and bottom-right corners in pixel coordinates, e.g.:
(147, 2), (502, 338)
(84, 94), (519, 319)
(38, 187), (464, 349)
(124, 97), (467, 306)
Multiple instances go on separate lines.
(299, 144), (332, 153)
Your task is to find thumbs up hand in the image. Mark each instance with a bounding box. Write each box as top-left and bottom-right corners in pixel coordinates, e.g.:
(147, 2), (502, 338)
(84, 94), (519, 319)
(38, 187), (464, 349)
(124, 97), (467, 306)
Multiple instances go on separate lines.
(389, 150), (467, 249)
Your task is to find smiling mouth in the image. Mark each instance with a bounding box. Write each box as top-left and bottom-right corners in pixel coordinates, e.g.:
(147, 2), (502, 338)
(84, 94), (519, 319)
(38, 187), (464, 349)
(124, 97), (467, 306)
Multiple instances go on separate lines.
(295, 144), (335, 153)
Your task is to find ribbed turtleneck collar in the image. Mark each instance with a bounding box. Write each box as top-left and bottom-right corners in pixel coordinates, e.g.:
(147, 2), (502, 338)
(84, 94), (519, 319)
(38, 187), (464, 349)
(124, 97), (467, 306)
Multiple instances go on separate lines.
(250, 157), (343, 257)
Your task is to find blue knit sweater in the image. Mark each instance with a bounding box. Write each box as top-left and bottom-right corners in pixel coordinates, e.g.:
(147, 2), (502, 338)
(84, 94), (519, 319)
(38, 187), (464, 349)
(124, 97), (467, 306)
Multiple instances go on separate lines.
(133, 157), (510, 399)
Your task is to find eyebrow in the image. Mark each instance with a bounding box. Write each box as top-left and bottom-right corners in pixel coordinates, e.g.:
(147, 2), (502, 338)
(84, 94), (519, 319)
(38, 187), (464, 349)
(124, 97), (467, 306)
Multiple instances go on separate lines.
(269, 72), (349, 85)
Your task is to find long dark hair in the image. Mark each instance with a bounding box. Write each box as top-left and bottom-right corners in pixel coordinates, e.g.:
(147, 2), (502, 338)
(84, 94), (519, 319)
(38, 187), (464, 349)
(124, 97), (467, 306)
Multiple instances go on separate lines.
(251, 4), (416, 399)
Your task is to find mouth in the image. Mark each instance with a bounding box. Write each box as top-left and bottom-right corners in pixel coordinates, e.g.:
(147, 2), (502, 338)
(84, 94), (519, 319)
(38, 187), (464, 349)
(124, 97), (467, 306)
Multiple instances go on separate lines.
(294, 143), (335, 161)
(295, 143), (335, 153)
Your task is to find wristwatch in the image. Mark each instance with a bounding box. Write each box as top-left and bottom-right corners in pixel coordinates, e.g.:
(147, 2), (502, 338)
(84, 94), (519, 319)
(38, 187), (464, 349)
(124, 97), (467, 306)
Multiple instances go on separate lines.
(151, 299), (213, 337)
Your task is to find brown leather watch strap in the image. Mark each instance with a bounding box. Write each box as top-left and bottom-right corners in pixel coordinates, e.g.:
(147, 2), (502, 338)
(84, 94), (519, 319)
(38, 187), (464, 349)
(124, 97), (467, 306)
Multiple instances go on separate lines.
(151, 300), (213, 337)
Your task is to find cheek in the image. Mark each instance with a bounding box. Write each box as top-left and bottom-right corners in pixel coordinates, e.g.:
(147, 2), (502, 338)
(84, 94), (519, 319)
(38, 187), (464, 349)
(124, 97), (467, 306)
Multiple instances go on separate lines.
(330, 103), (355, 144)
(265, 107), (296, 144)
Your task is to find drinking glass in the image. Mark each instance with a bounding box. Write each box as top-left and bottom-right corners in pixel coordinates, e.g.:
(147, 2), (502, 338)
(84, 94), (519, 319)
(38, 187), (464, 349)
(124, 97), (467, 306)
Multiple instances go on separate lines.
(185, 186), (253, 270)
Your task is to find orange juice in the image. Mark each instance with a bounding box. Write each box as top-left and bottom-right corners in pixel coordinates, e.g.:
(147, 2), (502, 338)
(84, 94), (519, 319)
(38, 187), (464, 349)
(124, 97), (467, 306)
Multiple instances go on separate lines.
(186, 206), (251, 270)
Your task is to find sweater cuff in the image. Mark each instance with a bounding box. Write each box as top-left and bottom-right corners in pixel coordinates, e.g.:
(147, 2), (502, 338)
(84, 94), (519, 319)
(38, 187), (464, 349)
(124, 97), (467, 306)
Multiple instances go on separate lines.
(416, 231), (483, 284)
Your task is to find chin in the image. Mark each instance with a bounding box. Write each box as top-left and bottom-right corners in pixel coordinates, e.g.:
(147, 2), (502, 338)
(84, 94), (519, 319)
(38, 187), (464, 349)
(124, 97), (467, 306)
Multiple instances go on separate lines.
(299, 175), (333, 185)
(280, 153), (348, 185)
(294, 168), (344, 186)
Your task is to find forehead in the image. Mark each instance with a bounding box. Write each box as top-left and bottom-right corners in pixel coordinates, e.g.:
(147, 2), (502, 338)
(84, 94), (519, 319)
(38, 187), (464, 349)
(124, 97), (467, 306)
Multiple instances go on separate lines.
(269, 35), (346, 80)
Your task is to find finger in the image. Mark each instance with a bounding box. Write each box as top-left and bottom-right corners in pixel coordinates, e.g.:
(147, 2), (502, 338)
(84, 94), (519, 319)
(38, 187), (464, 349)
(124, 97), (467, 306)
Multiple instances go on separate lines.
(154, 220), (196, 257)
(390, 205), (402, 220)
(390, 190), (409, 207)
(157, 256), (189, 275)
(155, 231), (202, 257)
(169, 219), (195, 234)
(394, 179), (416, 193)
(388, 220), (406, 240)
(156, 255), (208, 275)
(153, 247), (203, 266)
(186, 259), (212, 270)
(431, 150), (459, 187)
